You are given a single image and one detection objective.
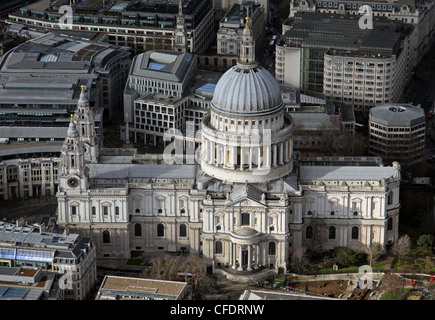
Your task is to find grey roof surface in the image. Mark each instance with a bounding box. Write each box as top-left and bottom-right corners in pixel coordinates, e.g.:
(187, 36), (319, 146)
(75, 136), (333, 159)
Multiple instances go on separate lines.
(0, 32), (128, 106)
(0, 127), (69, 138)
(130, 50), (196, 83)
(299, 165), (396, 180)
(0, 221), (89, 260)
(369, 104), (425, 127)
(291, 113), (338, 131)
(283, 12), (405, 53)
(87, 164), (197, 180)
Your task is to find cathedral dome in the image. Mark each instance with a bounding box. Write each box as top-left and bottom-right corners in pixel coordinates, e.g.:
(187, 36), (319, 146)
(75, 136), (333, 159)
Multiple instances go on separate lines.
(211, 65), (283, 116)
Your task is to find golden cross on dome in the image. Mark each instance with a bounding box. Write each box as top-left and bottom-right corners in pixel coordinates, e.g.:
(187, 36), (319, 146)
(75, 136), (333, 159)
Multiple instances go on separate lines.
(70, 114), (74, 123)
(245, 7), (250, 29)
(81, 85), (85, 94)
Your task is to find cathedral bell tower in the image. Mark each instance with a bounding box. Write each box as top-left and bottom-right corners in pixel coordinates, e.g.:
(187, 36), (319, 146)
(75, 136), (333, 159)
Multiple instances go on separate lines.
(59, 114), (88, 192)
(239, 7), (256, 65)
(174, 0), (188, 52)
(74, 85), (99, 163)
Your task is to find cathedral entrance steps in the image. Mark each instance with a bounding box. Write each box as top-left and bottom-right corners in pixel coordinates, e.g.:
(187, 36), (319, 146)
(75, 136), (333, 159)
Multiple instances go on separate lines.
(214, 266), (278, 283)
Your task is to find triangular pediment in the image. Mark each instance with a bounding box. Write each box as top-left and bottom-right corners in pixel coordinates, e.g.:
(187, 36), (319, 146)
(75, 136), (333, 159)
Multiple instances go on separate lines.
(224, 196), (266, 208)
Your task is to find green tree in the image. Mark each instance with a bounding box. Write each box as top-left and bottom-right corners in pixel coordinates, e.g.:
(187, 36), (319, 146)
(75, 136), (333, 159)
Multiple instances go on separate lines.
(333, 247), (358, 267)
(417, 234), (434, 254)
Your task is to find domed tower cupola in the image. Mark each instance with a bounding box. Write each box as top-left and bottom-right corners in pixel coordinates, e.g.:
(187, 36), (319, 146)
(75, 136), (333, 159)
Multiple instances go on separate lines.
(74, 85), (99, 163)
(60, 115), (86, 178)
(200, 10), (295, 183)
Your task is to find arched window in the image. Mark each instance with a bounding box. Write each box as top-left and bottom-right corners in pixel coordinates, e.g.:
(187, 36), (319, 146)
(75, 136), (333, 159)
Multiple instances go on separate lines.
(351, 226), (359, 240)
(157, 223), (164, 237)
(135, 223), (142, 237)
(387, 217), (393, 231)
(215, 240), (223, 254)
(269, 242), (276, 255)
(102, 230), (110, 243)
(179, 224), (187, 237)
(306, 226), (313, 239)
(328, 226), (336, 240)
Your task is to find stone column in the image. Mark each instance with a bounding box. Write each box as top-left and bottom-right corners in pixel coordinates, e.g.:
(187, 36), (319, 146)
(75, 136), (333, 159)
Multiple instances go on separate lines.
(266, 145), (271, 168)
(229, 242), (233, 267)
(233, 243), (237, 269)
(211, 141), (215, 165)
(232, 146), (237, 169)
(247, 245), (252, 271)
(238, 245), (243, 271)
(273, 144), (277, 167)
(240, 147), (245, 170)
(249, 147), (253, 170)
(257, 146), (262, 169)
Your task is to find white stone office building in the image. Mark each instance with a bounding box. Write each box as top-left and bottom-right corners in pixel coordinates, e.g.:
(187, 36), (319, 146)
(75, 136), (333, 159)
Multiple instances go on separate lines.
(217, 1), (266, 57)
(0, 221), (97, 300)
(123, 50), (220, 145)
(56, 21), (401, 277)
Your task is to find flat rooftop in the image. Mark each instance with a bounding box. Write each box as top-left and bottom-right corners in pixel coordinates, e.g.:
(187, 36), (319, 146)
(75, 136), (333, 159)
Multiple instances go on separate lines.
(369, 104), (425, 127)
(130, 50), (196, 83)
(299, 165), (397, 181)
(87, 164), (197, 180)
(98, 275), (187, 299)
(282, 12), (408, 53)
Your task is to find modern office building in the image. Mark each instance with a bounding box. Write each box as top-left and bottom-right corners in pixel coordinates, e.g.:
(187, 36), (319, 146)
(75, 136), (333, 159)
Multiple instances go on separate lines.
(6, 0), (214, 55)
(288, 0), (435, 64)
(0, 266), (60, 300)
(0, 32), (131, 121)
(323, 48), (407, 116)
(0, 220), (97, 300)
(56, 20), (401, 278)
(369, 103), (425, 166)
(95, 275), (190, 300)
(275, 12), (413, 117)
(123, 50), (220, 146)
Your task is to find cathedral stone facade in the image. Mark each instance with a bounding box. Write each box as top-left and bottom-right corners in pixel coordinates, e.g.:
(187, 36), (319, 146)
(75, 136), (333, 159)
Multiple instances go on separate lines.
(56, 19), (400, 275)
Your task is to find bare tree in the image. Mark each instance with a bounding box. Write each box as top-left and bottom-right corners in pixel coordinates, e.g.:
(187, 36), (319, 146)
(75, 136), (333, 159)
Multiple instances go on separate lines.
(390, 234), (411, 258)
(352, 242), (384, 266)
(144, 255), (214, 296)
(291, 246), (309, 273)
(306, 218), (329, 253)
